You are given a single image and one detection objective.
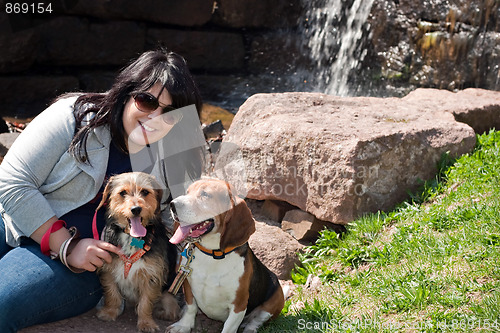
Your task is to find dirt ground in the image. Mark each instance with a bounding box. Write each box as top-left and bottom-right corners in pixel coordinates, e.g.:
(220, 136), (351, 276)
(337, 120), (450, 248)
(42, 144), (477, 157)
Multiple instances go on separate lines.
(18, 281), (296, 333)
(19, 305), (224, 333)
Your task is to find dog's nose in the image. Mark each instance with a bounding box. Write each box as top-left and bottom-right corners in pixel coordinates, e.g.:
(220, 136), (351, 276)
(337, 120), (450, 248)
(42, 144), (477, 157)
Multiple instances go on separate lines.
(131, 206), (142, 216)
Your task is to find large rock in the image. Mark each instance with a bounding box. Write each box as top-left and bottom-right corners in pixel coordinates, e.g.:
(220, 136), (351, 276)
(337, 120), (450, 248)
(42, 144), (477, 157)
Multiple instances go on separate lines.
(0, 76), (79, 118)
(248, 221), (303, 280)
(212, 0), (302, 28)
(62, 0), (214, 27)
(222, 89), (492, 224)
(78, 71), (117, 93)
(147, 29), (245, 71)
(365, 0), (500, 94)
(249, 31), (307, 75)
(281, 209), (337, 242)
(0, 29), (39, 73)
(36, 17), (145, 66)
(404, 88), (500, 134)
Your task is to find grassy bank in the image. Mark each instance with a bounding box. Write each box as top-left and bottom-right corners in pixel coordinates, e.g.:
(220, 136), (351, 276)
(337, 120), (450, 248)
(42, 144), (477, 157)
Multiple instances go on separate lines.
(263, 130), (500, 332)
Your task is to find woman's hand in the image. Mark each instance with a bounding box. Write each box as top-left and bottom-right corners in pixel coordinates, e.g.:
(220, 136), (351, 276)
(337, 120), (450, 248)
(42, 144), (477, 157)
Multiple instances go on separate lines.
(66, 238), (121, 272)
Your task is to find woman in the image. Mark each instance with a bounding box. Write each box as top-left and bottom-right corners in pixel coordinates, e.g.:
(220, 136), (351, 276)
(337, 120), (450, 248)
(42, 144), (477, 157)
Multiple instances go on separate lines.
(0, 49), (203, 332)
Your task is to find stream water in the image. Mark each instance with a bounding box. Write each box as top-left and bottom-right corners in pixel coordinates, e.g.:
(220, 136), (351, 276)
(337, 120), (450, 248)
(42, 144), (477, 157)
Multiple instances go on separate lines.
(209, 0), (377, 111)
(298, 0), (375, 96)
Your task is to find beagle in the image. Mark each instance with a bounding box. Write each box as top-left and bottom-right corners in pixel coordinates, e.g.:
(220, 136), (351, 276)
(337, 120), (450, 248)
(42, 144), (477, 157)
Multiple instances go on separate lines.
(166, 178), (285, 333)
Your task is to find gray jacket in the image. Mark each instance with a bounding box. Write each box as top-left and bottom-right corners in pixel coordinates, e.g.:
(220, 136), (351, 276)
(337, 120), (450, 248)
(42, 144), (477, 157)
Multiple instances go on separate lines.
(0, 96), (173, 247)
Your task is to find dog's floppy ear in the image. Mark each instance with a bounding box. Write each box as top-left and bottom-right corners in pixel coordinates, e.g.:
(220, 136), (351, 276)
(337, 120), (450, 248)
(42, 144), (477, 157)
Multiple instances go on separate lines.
(96, 175), (115, 211)
(146, 175), (163, 213)
(220, 197), (256, 250)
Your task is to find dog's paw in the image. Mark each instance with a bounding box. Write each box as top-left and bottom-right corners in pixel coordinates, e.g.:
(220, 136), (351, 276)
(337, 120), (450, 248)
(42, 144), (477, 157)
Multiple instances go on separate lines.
(137, 318), (159, 332)
(96, 307), (120, 322)
(165, 322), (192, 333)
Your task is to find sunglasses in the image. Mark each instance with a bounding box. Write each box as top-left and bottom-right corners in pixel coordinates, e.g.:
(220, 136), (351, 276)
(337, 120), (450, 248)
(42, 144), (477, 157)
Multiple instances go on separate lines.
(132, 92), (183, 124)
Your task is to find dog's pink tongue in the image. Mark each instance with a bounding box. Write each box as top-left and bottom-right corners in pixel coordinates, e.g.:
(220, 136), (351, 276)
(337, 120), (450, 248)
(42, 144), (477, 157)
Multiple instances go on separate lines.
(130, 217), (147, 238)
(170, 225), (192, 244)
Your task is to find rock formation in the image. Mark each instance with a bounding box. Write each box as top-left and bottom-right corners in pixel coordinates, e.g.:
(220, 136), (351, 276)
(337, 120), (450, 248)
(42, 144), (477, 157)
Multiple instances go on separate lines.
(222, 88), (500, 225)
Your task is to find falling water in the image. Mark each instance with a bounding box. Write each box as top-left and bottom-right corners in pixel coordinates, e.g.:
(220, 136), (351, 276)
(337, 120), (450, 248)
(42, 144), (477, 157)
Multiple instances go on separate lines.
(299, 0), (375, 96)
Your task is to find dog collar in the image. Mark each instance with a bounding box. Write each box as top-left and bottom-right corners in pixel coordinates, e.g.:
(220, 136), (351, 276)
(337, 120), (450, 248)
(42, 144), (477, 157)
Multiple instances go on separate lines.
(120, 244), (151, 279)
(193, 242), (241, 260)
(167, 241), (245, 296)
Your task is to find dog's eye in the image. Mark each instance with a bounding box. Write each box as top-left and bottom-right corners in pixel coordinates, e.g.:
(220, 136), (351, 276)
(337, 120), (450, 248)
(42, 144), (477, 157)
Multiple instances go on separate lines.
(200, 190), (211, 199)
(119, 190), (127, 197)
(140, 189), (150, 197)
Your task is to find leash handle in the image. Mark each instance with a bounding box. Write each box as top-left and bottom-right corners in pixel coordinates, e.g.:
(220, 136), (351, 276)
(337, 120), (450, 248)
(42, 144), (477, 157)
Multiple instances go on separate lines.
(168, 270), (189, 295)
(168, 243), (195, 295)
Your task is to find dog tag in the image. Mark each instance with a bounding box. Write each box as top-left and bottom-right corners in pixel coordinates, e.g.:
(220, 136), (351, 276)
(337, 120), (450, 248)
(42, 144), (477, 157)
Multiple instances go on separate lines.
(130, 237), (145, 249)
(181, 247), (194, 260)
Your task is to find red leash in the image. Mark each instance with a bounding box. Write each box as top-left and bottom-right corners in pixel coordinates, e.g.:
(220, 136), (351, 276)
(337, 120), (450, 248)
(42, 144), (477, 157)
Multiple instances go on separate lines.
(92, 204), (105, 240)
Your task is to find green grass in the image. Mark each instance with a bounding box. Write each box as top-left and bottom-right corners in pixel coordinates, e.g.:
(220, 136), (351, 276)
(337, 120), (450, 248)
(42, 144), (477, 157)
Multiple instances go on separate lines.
(262, 130), (500, 332)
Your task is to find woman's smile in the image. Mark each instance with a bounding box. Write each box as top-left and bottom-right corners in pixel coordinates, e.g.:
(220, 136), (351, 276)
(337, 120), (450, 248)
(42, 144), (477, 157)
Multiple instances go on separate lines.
(138, 120), (156, 133)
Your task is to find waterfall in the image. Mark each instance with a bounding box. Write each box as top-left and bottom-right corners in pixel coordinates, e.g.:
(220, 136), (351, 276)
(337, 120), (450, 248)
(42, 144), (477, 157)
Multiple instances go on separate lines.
(299, 0), (375, 96)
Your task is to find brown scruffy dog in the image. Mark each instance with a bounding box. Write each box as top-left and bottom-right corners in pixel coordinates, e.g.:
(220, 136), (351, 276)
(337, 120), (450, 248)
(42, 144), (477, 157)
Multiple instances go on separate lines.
(96, 172), (180, 332)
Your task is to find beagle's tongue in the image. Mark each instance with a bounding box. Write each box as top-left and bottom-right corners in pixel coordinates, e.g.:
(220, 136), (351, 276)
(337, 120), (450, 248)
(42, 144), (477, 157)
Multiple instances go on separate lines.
(129, 217), (147, 238)
(170, 225), (192, 244)
(170, 222), (212, 244)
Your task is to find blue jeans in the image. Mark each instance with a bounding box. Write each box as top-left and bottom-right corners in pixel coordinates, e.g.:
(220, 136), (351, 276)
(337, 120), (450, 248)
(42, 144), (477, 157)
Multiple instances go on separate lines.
(0, 217), (102, 332)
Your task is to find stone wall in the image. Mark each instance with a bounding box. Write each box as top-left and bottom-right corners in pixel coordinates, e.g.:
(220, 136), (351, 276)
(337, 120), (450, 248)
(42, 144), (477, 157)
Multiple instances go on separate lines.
(0, 0), (302, 118)
(1, 0), (499, 119)
(365, 0), (500, 96)
(295, 0), (500, 97)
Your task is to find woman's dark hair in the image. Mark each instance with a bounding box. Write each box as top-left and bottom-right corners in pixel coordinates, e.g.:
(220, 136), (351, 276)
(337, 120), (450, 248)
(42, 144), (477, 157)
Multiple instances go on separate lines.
(68, 48), (203, 163)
